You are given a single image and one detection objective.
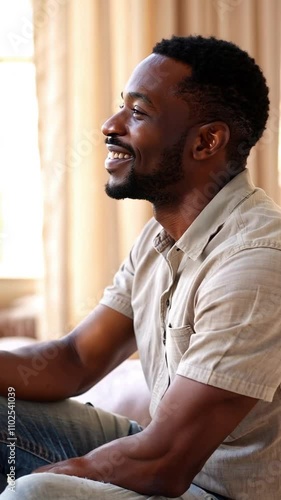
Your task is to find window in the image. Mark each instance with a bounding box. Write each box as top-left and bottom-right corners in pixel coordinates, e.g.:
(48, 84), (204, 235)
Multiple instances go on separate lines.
(0, 0), (43, 278)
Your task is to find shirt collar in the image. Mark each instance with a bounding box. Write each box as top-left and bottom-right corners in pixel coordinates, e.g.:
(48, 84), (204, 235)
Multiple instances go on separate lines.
(154, 169), (256, 260)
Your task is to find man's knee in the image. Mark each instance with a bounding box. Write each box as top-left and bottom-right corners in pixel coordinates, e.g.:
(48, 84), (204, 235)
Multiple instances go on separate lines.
(0, 473), (69, 499)
(1, 474), (37, 499)
(0, 473), (105, 500)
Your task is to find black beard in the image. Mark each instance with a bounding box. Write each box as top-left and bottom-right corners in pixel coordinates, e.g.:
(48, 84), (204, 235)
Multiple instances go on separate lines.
(105, 132), (187, 207)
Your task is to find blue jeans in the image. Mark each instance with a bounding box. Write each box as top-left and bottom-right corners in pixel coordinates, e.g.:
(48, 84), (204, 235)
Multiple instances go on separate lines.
(0, 396), (226, 499)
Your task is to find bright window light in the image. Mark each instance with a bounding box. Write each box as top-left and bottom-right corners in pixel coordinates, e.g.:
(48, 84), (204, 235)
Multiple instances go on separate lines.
(0, 0), (34, 58)
(0, 0), (43, 278)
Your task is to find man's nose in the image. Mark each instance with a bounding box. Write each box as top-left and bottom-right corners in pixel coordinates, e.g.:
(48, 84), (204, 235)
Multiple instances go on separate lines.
(101, 111), (126, 137)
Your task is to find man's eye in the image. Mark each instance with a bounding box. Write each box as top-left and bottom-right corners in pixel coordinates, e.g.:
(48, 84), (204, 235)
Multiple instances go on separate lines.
(118, 104), (145, 116)
(132, 107), (144, 116)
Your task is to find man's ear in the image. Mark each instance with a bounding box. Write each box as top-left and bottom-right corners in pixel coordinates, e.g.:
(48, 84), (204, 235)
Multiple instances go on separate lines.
(192, 122), (230, 160)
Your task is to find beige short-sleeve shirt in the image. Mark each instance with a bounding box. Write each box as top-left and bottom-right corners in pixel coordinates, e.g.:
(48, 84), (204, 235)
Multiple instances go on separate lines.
(101, 169), (281, 499)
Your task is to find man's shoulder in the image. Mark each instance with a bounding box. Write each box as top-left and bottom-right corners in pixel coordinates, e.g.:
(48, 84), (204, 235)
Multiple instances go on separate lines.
(230, 186), (281, 249)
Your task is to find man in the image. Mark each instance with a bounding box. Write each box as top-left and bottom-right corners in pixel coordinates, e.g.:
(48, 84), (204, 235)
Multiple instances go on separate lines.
(0, 35), (280, 499)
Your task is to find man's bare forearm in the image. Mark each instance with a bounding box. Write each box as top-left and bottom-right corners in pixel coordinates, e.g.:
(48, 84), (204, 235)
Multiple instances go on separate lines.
(0, 338), (83, 401)
(0, 305), (136, 402)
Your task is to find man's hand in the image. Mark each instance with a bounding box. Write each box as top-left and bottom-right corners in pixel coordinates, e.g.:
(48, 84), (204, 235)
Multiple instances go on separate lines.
(33, 457), (88, 478)
(33, 455), (105, 482)
(32, 438), (137, 484)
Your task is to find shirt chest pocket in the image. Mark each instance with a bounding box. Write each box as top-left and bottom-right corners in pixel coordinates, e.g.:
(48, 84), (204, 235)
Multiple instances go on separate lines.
(166, 324), (194, 380)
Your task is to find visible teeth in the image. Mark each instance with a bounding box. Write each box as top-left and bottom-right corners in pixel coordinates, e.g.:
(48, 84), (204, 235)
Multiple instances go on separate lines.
(108, 151), (132, 160)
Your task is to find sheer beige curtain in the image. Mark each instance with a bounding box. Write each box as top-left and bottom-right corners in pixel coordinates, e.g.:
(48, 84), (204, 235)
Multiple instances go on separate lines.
(33, 0), (281, 339)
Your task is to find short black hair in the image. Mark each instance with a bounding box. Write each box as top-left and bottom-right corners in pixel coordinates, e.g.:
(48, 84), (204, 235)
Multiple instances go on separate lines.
(153, 35), (269, 166)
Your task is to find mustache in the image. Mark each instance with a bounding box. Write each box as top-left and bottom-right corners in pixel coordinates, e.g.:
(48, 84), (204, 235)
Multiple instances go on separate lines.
(105, 136), (135, 157)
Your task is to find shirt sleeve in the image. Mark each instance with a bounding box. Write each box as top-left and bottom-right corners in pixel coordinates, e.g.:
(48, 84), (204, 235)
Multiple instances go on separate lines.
(100, 251), (135, 319)
(100, 217), (158, 320)
(177, 245), (281, 402)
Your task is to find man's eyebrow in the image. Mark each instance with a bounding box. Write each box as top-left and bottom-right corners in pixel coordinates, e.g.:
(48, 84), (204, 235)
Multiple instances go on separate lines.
(121, 91), (156, 109)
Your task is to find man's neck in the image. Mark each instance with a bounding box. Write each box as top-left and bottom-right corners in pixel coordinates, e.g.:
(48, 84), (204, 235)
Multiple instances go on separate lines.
(152, 186), (218, 241)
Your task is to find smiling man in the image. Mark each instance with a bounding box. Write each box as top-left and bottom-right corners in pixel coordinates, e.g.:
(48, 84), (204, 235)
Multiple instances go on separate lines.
(1, 35), (281, 500)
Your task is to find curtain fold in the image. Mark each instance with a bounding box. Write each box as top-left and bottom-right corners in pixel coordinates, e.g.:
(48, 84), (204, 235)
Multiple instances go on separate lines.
(33, 0), (68, 338)
(33, 0), (281, 338)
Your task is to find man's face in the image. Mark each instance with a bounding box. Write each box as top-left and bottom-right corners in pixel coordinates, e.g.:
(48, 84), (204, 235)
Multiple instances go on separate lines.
(101, 54), (199, 206)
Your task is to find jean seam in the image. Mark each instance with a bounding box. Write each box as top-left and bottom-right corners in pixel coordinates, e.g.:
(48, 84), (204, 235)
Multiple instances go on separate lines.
(0, 440), (53, 466)
(0, 432), (60, 463)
